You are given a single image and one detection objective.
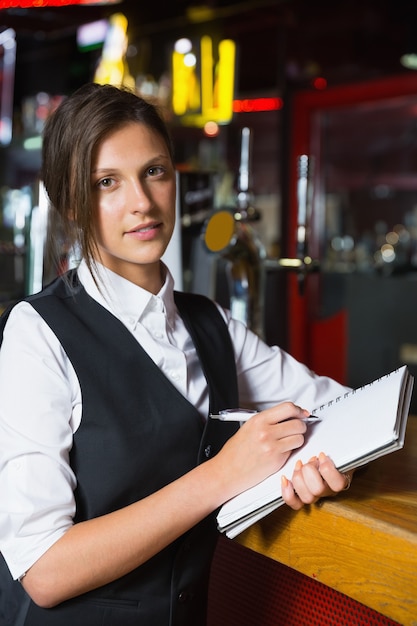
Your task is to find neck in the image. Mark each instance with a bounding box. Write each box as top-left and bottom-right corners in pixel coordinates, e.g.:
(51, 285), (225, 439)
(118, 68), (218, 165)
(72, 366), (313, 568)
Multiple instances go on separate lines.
(90, 258), (165, 295)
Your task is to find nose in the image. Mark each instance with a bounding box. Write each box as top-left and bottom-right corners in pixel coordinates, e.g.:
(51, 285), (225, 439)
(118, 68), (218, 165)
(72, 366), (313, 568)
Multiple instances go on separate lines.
(128, 178), (153, 213)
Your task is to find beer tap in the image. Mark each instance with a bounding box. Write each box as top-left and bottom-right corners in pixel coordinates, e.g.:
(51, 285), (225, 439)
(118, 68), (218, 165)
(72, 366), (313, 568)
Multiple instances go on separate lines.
(204, 127), (266, 337)
(270, 154), (319, 296)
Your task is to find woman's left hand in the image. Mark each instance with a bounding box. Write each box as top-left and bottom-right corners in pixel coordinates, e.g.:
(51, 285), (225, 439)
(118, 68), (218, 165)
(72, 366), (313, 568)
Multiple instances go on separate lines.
(281, 452), (352, 510)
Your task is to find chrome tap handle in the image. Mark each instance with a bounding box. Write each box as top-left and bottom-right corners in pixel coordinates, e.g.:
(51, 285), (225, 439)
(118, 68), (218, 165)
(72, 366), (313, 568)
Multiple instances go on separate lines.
(296, 154), (309, 260)
(237, 127), (252, 211)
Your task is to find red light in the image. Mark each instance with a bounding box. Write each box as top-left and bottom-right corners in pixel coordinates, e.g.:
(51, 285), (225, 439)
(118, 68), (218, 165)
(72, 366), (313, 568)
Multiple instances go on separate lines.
(0, 0), (119, 6)
(36, 105), (49, 120)
(312, 76), (327, 90)
(233, 97), (283, 113)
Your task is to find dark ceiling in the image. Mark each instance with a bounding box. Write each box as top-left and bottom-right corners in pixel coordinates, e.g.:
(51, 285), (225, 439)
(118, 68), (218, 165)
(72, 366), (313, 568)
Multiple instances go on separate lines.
(2, 0), (417, 105)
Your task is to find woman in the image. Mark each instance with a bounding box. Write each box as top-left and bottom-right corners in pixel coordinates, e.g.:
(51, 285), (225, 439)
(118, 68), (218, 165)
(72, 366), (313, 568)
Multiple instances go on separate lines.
(0, 83), (351, 625)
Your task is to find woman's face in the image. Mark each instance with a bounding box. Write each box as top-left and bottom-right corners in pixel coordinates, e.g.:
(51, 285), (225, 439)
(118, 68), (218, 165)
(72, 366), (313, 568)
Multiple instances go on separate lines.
(90, 121), (176, 291)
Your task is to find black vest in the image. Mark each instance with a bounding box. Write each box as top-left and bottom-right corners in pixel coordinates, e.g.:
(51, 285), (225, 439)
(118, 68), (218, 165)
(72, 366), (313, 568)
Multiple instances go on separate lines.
(0, 272), (239, 626)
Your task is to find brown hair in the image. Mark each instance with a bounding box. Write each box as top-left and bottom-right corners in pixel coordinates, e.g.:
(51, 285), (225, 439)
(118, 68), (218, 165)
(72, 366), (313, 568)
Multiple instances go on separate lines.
(42, 82), (174, 275)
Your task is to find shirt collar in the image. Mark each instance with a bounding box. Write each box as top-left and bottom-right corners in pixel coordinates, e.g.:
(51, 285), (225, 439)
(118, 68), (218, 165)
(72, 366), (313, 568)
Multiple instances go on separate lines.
(77, 260), (177, 330)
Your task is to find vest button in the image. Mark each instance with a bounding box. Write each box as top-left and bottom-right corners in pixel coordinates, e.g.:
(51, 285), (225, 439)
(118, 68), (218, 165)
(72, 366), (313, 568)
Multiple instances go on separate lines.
(178, 591), (190, 603)
(204, 444), (211, 458)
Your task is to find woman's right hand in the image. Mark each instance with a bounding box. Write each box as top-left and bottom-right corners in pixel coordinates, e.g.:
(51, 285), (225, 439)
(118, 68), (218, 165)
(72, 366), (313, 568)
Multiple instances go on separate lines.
(210, 402), (309, 502)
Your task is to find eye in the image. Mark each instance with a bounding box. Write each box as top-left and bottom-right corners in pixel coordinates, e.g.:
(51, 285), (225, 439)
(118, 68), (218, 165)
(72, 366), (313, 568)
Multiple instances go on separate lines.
(146, 165), (165, 177)
(96, 177), (114, 189)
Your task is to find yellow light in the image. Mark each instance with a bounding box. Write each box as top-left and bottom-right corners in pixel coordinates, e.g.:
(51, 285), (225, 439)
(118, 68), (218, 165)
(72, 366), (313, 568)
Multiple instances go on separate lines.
(172, 36), (236, 127)
(172, 51), (188, 115)
(172, 51), (200, 116)
(201, 36), (213, 115)
(216, 39), (235, 123)
(94, 13), (134, 89)
(186, 5), (215, 22)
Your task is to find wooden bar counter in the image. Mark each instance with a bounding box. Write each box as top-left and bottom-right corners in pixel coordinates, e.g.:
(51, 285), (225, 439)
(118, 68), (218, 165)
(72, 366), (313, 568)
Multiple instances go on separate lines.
(236, 417), (417, 626)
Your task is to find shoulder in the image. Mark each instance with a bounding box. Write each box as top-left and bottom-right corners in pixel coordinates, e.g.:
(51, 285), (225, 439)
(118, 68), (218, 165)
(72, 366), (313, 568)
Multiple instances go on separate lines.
(174, 291), (227, 318)
(0, 271), (77, 349)
(1, 300), (62, 351)
(1, 300), (43, 340)
(174, 291), (233, 332)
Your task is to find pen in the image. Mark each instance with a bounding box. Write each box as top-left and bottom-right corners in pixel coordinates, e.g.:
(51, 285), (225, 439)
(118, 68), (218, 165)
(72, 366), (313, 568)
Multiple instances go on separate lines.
(210, 409), (321, 423)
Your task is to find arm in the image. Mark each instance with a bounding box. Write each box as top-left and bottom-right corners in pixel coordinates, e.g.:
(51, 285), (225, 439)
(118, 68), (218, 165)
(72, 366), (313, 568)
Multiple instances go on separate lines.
(220, 308), (351, 411)
(220, 312), (353, 510)
(22, 402), (309, 607)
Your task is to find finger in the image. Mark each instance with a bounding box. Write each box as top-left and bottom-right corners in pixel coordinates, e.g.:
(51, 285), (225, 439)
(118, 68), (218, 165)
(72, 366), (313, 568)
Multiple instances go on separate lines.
(250, 410), (307, 453)
(272, 429), (306, 455)
(281, 475), (304, 511)
(291, 459), (323, 503)
(318, 452), (350, 492)
(262, 402), (310, 425)
(271, 411), (308, 442)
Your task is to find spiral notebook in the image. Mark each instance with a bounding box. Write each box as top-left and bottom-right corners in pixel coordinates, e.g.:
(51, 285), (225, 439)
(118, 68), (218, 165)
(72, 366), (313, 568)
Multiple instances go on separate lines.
(217, 365), (414, 538)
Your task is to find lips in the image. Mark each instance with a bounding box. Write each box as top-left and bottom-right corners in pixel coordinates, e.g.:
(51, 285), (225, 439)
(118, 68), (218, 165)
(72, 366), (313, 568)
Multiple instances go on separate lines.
(127, 221), (161, 234)
(124, 221), (163, 242)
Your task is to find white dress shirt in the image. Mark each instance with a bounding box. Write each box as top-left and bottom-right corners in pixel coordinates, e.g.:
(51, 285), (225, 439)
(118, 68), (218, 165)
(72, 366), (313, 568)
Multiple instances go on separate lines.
(0, 261), (347, 580)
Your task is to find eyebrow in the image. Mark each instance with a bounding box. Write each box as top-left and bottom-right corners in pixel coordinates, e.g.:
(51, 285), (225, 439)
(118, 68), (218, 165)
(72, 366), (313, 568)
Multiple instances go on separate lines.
(91, 153), (171, 174)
